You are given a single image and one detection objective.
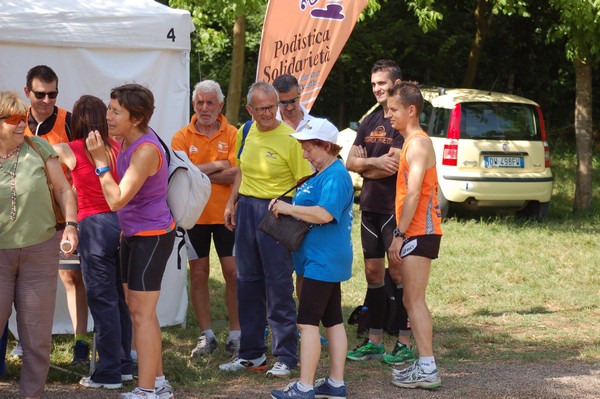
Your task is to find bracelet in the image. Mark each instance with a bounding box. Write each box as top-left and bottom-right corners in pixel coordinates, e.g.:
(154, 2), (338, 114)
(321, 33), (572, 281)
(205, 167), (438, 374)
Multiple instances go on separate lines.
(95, 165), (111, 177)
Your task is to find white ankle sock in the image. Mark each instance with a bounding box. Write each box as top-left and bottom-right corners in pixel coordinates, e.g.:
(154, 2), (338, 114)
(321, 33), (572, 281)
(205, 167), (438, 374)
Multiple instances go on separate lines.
(202, 329), (215, 338)
(296, 381), (313, 392)
(155, 375), (165, 388)
(328, 377), (344, 388)
(418, 356), (436, 373)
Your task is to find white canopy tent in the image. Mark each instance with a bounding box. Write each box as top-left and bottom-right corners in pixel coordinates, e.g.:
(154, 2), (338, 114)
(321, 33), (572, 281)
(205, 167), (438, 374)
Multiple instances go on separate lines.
(1, 0), (194, 332)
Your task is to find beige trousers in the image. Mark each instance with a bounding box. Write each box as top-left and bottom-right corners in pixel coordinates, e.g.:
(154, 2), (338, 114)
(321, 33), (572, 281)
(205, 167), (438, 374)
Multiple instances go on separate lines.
(0, 234), (59, 398)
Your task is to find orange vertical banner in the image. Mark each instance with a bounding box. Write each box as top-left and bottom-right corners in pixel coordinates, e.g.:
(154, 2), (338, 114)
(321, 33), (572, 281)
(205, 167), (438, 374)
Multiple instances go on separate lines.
(256, 0), (368, 111)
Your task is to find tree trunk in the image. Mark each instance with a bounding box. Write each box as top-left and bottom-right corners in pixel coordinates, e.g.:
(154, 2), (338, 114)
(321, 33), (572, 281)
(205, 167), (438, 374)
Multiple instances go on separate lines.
(225, 15), (246, 126)
(573, 58), (593, 212)
(462, 0), (493, 88)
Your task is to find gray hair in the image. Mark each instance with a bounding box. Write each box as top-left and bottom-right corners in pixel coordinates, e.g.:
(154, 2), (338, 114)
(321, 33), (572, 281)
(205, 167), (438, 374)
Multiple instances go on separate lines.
(192, 80), (224, 103)
(246, 81), (279, 107)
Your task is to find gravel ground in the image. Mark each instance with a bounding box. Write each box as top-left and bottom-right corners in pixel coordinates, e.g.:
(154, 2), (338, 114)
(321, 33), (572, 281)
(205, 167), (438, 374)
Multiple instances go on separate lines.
(1, 362), (599, 398)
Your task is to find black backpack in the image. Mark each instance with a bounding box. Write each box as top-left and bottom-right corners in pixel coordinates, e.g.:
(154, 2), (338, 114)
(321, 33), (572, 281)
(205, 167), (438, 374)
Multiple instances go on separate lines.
(348, 268), (401, 337)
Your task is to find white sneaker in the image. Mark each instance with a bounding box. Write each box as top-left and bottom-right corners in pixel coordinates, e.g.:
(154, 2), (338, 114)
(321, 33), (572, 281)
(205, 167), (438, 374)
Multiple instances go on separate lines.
(122, 374), (134, 382)
(155, 380), (174, 399)
(266, 362), (291, 378)
(121, 388), (158, 399)
(219, 354), (267, 372)
(79, 376), (122, 389)
(191, 333), (218, 357)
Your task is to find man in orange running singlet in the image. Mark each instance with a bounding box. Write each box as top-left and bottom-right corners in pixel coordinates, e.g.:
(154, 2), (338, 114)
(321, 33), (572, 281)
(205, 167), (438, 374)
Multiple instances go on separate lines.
(385, 81), (443, 390)
(22, 65), (89, 365)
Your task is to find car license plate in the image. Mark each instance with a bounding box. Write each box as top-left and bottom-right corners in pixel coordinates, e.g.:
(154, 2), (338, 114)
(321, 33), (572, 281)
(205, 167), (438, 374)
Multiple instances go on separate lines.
(484, 156), (524, 168)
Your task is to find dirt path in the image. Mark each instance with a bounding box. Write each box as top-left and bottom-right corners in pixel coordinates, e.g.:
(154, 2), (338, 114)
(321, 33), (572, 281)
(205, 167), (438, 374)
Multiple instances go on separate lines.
(1, 362), (599, 398)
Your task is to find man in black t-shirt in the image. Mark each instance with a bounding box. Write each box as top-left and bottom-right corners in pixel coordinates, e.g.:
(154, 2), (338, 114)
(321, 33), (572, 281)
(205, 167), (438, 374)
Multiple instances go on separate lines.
(346, 60), (415, 365)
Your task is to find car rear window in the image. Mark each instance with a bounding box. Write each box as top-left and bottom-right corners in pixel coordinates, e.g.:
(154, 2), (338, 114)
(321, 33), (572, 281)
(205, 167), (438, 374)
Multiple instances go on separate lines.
(460, 102), (541, 141)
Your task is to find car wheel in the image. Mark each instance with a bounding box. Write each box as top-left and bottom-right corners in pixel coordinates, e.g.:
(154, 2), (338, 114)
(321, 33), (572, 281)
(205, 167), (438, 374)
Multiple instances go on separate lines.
(517, 201), (550, 222)
(437, 188), (449, 219)
(535, 201), (550, 222)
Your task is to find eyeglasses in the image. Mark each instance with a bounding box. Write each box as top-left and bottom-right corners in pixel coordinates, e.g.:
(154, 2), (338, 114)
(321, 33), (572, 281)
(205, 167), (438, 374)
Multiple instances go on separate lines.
(251, 104), (278, 114)
(0, 114), (27, 125)
(32, 90), (59, 100)
(279, 96), (300, 106)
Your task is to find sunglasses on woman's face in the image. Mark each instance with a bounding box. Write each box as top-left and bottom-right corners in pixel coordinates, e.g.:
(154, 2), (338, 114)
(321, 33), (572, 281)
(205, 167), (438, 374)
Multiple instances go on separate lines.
(32, 90), (59, 100)
(0, 114), (27, 125)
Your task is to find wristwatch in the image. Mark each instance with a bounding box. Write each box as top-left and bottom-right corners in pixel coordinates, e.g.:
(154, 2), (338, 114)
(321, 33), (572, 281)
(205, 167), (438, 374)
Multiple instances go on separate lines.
(392, 228), (406, 238)
(65, 221), (80, 231)
(95, 165), (111, 177)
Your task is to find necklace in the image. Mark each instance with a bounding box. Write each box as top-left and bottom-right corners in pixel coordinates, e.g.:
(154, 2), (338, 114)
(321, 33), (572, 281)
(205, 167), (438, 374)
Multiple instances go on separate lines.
(0, 145), (21, 221)
(0, 145), (20, 160)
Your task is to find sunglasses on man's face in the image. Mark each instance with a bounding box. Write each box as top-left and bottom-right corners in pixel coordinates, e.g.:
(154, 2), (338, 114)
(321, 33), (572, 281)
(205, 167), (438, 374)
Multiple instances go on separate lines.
(32, 90), (59, 100)
(0, 114), (27, 125)
(279, 96), (300, 106)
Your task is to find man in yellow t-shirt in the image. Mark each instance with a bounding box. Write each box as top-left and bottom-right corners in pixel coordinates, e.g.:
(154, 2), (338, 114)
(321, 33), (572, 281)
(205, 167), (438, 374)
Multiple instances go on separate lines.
(171, 80), (239, 357)
(220, 81), (312, 377)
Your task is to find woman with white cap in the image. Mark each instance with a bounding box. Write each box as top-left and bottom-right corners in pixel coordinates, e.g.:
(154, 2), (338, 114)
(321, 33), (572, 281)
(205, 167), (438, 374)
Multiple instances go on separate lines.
(269, 118), (354, 399)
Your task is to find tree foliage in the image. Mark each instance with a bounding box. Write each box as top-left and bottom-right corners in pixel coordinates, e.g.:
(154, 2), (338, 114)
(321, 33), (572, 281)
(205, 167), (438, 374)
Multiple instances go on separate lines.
(168, 0), (265, 121)
(547, 0), (600, 64)
(165, 0), (598, 154)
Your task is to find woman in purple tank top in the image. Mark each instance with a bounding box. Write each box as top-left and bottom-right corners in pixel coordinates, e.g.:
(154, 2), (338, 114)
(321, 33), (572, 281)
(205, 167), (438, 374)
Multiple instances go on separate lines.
(86, 84), (175, 399)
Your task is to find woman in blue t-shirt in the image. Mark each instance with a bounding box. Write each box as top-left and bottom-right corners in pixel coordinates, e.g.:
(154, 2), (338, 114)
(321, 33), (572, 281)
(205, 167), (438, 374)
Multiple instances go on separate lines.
(269, 118), (354, 399)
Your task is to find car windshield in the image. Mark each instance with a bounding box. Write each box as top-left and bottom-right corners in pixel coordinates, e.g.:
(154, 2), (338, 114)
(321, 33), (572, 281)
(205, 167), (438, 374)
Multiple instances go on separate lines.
(460, 102), (540, 140)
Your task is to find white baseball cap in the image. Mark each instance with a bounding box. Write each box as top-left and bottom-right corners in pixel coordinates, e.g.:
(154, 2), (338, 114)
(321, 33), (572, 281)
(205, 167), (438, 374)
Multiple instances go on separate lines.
(290, 117), (339, 144)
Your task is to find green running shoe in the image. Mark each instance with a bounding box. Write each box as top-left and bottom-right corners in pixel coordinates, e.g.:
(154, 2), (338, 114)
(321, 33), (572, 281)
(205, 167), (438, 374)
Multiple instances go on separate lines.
(346, 339), (385, 361)
(382, 341), (416, 365)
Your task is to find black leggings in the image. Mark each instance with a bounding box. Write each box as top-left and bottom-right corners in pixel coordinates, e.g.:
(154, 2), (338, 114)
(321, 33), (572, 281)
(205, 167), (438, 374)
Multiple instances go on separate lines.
(120, 230), (176, 291)
(297, 278), (343, 328)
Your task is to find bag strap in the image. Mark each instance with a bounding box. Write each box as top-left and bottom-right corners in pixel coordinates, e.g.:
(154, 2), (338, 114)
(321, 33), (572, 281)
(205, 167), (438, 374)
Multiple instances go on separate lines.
(237, 120), (253, 159)
(151, 127), (171, 165)
(277, 171), (317, 199)
(150, 130), (188, 270)
(24, 135), (43, 160)
(24, 136), (65, 229)
(24, 136), (53, 181)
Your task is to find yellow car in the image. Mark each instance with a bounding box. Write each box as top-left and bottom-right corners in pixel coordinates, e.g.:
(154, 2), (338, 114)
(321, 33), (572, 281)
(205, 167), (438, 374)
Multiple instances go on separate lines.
(421, 87), (553, 221)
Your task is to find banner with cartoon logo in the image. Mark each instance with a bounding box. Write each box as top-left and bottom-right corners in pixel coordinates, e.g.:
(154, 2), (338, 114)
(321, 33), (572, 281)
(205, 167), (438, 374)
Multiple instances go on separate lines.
(256, 0), (368, 111)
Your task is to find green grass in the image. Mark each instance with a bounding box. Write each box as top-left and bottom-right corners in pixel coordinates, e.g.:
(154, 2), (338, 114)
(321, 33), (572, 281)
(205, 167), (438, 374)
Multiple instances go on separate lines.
(3, 150), (599, 392)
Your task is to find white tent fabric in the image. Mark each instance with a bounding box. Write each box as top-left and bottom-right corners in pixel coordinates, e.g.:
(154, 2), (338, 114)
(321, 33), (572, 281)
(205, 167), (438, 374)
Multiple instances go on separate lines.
(1, 0), (194, 332)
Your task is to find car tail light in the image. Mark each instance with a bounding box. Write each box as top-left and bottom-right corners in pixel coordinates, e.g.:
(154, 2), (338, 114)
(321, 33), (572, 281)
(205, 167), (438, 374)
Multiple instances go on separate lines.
(543, 141), (550, 168)
(442, 104), (461, 166)
(536, 106), (551, 168)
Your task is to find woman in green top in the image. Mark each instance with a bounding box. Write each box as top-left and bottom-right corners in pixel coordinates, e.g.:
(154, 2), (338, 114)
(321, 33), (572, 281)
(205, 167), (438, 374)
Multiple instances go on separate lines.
(0, 90), (78, 399)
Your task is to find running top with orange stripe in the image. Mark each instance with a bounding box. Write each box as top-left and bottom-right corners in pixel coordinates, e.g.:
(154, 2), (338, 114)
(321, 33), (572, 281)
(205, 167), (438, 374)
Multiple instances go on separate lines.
(25, 107), (71, 179)
(395, 131), (443, 237)
(25, 107), (70, 144)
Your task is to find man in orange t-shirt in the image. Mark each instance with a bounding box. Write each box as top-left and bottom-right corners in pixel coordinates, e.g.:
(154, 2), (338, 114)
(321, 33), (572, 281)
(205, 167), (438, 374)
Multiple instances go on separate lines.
(171, 80), (239, 357)
(385, 81), (443, 390)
